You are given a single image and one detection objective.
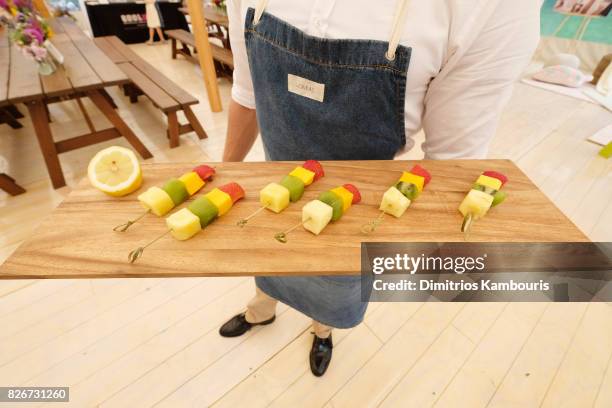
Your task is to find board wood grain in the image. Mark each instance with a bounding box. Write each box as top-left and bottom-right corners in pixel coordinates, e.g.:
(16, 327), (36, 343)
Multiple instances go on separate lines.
(0, 160), (588, 279)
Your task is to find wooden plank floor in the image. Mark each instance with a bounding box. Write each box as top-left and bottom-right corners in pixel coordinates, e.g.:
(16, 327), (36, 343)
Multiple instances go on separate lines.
(0, 42), (611, 407)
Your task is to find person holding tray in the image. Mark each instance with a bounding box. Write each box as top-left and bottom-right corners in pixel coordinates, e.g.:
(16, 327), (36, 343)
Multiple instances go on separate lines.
(218, 0), (539, 377)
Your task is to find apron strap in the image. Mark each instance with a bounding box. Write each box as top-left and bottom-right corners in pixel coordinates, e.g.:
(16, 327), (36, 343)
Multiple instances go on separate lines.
(253, 0), (269, 25)
(254, 0), (409, 60)
(386, 0), (411, 61)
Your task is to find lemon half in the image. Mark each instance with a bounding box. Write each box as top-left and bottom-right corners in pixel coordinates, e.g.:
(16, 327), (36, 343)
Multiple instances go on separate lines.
(88, 146), (142, 196)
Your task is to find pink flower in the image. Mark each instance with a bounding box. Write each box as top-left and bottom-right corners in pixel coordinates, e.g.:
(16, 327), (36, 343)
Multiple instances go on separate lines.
(31, 44), (47, 60)
(24, 26), (43, 43)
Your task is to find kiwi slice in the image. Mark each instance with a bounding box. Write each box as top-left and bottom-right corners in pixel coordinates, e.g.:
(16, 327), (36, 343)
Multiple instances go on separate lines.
(472, 183), (497, 196)
(188, 197), (219, 227)
(162, 179), (189, 205)
(280, 175), (305, 202)
(318, 191), (344, 221)
(491, 190), (507, 207)
(395, 181), (419, 200)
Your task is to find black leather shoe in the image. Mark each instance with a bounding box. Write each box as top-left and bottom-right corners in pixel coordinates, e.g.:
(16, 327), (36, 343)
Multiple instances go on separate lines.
(219, 313), (275, 337)
(310, 334), (333, 377)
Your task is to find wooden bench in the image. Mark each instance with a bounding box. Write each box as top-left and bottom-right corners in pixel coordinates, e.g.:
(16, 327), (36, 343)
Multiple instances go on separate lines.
(0, 105), (24, 129)
(165, 29), (233, 80)
(94, 36), (207, 148)
(0, 173), (26, 195)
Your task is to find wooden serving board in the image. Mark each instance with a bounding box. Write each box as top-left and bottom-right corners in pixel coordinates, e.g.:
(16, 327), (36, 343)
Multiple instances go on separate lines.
(0, 160), (588, 279)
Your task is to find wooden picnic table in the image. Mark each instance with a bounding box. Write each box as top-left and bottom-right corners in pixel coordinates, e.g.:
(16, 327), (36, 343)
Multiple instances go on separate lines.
(0, 160), (588, 280)
(180, 4), (230, 49)
(0, 33), (26, 195)
(180, 4), (228, 27)
(0, 17), (153, 190)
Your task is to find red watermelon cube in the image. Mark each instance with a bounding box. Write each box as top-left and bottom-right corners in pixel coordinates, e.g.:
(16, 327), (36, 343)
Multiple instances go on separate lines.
(218, 182), (245, 204)
(302, 160), (325, 181)
(410, 164), (431, 186)
(482, 170), (508, 187)
(342, 183), (361, 204)
(193, 165), (216, 181)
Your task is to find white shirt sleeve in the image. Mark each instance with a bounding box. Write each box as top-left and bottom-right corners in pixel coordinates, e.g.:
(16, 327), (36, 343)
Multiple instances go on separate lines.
(420, 0), (540, 159)
(228, 0), (256, 109)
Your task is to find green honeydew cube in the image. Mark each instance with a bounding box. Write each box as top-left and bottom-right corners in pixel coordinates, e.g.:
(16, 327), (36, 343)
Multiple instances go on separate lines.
(395, 181), (419, 200)
(188, 197), (219, 227)
(162, 179), (189, 206)
(280, 175), (305, 202)
(318, 191), (344, 221)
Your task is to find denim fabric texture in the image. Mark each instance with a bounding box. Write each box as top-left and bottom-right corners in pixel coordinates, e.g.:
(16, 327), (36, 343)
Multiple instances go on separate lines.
(246, 8), (411, 328)
(245, 8), (411, 161)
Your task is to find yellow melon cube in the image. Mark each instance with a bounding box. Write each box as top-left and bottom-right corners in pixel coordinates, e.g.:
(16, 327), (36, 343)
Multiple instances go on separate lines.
(289, 166), (315, 186)
(380, 186), (411, 218)
(166, 208), (202, 240)
(302, 200), (333, 235)
(459, 189), (494, 220)
(204, 188), (232, 216)
(399, 172), (425, 192)
(476, 174), (502, 191)
(178, 171), (205, 196)
(330, 186), (353, 212)
(138, 186), (175, 216)
(260, 182), (290, 213)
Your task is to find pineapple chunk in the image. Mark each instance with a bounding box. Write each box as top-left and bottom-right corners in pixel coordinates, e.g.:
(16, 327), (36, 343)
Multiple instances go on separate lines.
(399, 172), (425, 192)
(302, 200), (333, 235)
(138, 186), (175, 216)
(166, 208), (202, 241)
(330, 186), (353, 212)
(459, 189), (494, 220)
(205, 188), (233, 216)
(178, 171), (205, 196)
(476, 174), (502, 191)
(380, 187), (411, 218)
(289, 166), (315, 186)
(260, 182), (290, 213)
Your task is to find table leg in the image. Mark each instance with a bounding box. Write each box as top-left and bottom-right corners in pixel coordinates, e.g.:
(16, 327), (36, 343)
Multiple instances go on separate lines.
(183, 105), (207, 140)
(0, 107), (23, 129)
(167, 111), (179, 148)
(87, 89), (153, 159)
(7, 104), (24, 119)
(26, 100), (66, 189)
(99, 89), (118, 109)
(0, 173), (26, 195)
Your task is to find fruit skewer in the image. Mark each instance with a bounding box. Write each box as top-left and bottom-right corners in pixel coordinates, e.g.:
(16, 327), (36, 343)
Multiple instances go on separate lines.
(459, 170), (508, 237)
(361, 164), (431, 233)
(237, 160), (325, 227)
(275, 184), (361, 243)
(128, 182), (245, 263)
(114, 165), (215, 232)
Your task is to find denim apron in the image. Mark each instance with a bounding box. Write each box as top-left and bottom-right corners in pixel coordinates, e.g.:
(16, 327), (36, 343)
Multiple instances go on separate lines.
(246, 1), (411, 328)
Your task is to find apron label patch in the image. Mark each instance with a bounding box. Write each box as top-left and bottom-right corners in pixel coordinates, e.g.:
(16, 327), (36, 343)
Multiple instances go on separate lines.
(288, 74), (325, 102)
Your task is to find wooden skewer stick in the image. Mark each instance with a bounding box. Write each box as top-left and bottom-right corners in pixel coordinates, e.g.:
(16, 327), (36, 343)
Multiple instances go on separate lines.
(461, 213), (473, 240)
(236, 205), (268, 228)
(113, 209), (151, 232)
(128, 229), (172, 263)
(274, 218), (309, 243)
(361, 210), (386, 234)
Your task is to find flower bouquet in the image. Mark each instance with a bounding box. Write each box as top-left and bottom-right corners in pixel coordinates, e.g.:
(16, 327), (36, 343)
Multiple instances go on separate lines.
(0, 0), (60, 75)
